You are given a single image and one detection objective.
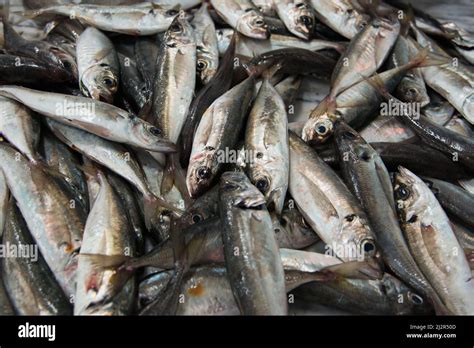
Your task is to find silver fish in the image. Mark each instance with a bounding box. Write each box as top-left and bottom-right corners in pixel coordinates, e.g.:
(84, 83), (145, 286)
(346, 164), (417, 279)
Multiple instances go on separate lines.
(210, 0), (269, 39)
(273, 0), (314, 40)
(395, 167), (474, 315)
(0, 85), (176, 153)
(192, 4), (219, 85)
(245, 79), (289, 215)
(77, 27), (119, 103)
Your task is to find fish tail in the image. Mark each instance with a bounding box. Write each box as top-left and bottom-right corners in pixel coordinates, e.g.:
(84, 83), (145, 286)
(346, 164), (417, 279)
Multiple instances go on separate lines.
(160, 153), (193, 207)
(80, 253), (131, 271)
(325, 260), (383, 280)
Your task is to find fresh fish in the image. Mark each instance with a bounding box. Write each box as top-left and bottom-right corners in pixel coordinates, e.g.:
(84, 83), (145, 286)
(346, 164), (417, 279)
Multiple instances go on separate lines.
(329, 16), (400, 98)
(75, 171), (135, 315)
(2, 16), (77, 80)
(251, 0), (276, 17)
(395, 167), (474, 315)
(0, 172), (7, 239)
(179, 32), (236, 168)
(186, 76), (255, 198)
(0, 86), (177, 153)
(288, 131), (377, 262)
(0, 143), (84, 297)
(294, 273), (431, 315)
(219, 171), (287, 315)
(274, 75), (302, 110)
(245, 79), (289, 215)
(117, 53), (148, 112)
(359, 114), (415, 143)
(333, 122), (446, 313)
(0, 96), (41, 162)
(273, 0), (314, 40)
(27, 3), (181, 35)
(309, 0), (369, 39)
(424, 178), (474, 231)
(423, 99), (455, 126)
(216, 28), (344, 57)
(210, 0), (269, 39)
(150, 13), (196, 144)
(1, 200), (72, 315)
(134, 35), (160, 92)
(77, 27), (119, 103)
(192, 4), (219, 85)
(445, 115), (474, 137)
(0, 54), (74, 85)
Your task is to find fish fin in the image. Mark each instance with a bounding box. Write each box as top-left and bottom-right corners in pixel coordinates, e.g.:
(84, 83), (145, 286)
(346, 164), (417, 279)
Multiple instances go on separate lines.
(161, 153), (193, 207)
(325, 260), (383, 280)
(160, 155), (175, 196)
(79, 253), (131, 270)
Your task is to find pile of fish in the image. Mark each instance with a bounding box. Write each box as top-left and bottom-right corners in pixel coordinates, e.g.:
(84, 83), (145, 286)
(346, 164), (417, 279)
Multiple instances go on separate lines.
(0, 0), (473, 316)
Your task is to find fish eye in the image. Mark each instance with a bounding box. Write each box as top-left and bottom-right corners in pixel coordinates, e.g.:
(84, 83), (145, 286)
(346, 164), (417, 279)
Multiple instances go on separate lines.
(255, 178), (269, 192)
(359, 151), (371, 161)
(316, 124), (329, 135)
(102, 77), (114, 87)
(192, 214), (202, 224)
(149, 127), (162, 136)
(197, 60), (207, 71)
(361, 240), (376, 254)
(409, 292), (424, 305)
(197, 166), (212, 180)
(406, 87), (419, 99)
(345, 214), (356, 222)
(395, 185), (411, 200)
(372, 21), (381, 29)
(300, 15), (313, 27)
(256, 152), (263, 159)
(166, 9), (179, 16)
(255, 19), (265, 26)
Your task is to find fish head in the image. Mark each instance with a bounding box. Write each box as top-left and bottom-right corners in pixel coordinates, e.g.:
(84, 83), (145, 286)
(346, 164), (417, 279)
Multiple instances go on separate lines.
(394, 166), (427, 224)
(165, 11), (195, 47)
(187, 147), (218, 198)
(397, 75), (430, 107)
(236, 9), (269, 39)
(382, 274), (432, 315)
(80, 65), (118, 103)
(341, 213), (377, 260)
(220, 171), (266, 208)
(197, 45), (218, 85)
(333, 120), (374, 162)
(248, 158), (286, 215)
(345, 9), (369, 36)
(302, 110), (337, 145)
(287, 2), (315, 40)
(129, 118), (177, 153)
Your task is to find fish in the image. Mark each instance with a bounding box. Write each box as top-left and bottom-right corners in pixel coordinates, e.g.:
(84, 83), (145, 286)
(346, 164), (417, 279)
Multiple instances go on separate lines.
(309, 0), (369, 39)
(117, 53), (148, 112)
(273, 0), (314, 40)
(424, 178), (474, 231)
(1, 200), (72, 315)
(329, 16), (400, 99)
(395, 167), (474, 315)
(0, 96), (41, 162)
(2, 14), (77, 80)
(192, 4), (219, 85)
(0, 143), (84, 297)
(251, 0), (276, 17)
(186, 76), (255, 198)
(288, 131), (377, 262)
(333, 122), (447, 313)
(245, 79), (289, 215)
(423, 99), (455, 126)
(359, 114), (415, 143)
(25, 3), (181, 35)
(0, 85), (177, 153)
(179, 32), (237, 168)
(0, 171), (7, 239)
(75, 171), (136, 315)
(76, 26), (119, 103)
(46, 119), (180, 229)
(293, 272), (432, 315)
(134, 35), (160, 93)
(215, 28), (345, 57)
(0, 54), (74, 85)
(274, 75), (303, 111)
(219, 171), (287, 314)
(150, 13), (196, 145)
(210, 0), (269, 39)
